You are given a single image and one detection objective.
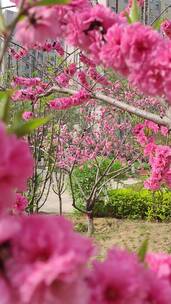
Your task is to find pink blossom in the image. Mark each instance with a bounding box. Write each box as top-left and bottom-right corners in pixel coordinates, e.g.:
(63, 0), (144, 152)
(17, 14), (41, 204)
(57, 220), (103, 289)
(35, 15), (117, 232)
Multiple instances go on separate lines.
(12, 193), (28, 215)
(146, 253), (171, 280)
(1, 215), (93, 303)
(77, 71), (90, 89)
(100, 23), (129, 76)
(55, 73), (70, 87)
(12, 76), (41, 87)
(15, 7), (59, 46)
(22, 111), (34, 121)
(66, 5), (119, 62)
(87, 248), (171, 304)
(160, 126), (169, 136)
(80, 53), (96, 67)
(161, 19), (171, 39)
(49, 90), (90, 110)
(0, 123), (33, 214)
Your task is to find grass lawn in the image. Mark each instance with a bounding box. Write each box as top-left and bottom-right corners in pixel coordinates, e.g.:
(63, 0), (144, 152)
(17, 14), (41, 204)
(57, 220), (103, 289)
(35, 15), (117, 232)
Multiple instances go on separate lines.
(69, 215), (171, 258)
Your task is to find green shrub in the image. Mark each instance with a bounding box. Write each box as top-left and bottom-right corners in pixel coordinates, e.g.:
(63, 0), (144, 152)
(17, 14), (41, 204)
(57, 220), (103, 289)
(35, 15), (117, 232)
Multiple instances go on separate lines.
(94, 189), (171, 221)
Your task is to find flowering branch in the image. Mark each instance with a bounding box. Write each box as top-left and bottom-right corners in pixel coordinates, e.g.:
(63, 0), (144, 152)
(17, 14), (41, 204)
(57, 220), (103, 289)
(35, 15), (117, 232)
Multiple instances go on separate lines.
(41, 87), (171, 128)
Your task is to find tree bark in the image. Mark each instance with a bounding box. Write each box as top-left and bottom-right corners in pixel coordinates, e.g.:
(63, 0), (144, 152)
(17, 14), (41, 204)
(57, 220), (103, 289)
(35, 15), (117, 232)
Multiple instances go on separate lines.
(87, 213), (94, 236)
(59, 193), (63, 216)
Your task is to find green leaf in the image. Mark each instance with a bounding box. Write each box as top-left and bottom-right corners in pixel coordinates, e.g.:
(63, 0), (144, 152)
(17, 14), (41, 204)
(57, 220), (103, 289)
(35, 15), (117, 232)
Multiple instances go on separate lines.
(152, 17), (164, 31)
(9, 117), (50, 137)
(129, 0), (140, 23)
(33, 0), (69, 6)
(137, 239), (148, 262)
(0, 91), (11, 123)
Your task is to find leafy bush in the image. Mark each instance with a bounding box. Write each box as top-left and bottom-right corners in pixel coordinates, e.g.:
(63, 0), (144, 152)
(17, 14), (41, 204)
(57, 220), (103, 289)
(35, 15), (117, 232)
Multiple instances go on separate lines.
(94, 189), (171, 221)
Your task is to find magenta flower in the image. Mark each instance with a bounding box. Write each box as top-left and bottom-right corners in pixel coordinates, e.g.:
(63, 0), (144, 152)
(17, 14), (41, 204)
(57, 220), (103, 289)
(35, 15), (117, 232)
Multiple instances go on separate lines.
(0, 215), (93, 303)
(22, 111), (34, 121)
(15, 7), (59, 46)
(12, 193), (28, 215)
(0, 123), (33, 214)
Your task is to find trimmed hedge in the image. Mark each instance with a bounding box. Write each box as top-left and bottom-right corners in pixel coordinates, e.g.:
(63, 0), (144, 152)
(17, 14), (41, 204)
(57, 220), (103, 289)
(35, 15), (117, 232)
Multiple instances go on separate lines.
(94, 189), (171, 221)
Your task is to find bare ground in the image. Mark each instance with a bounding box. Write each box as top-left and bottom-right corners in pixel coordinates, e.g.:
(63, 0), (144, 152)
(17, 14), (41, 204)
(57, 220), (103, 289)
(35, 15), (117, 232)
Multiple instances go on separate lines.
(69, 216), (171, 258)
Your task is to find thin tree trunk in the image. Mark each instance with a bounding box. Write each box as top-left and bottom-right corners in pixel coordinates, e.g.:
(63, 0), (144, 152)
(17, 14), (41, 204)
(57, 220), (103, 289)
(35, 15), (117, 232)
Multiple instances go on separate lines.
(59, 193), (63, 216)
(87, 213), (94, 236)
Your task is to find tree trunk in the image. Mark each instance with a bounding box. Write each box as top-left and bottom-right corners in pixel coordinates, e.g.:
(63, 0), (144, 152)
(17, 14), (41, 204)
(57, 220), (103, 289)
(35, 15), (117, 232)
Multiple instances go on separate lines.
(87, 213), (94, 236)
(59, 193), (63, 216)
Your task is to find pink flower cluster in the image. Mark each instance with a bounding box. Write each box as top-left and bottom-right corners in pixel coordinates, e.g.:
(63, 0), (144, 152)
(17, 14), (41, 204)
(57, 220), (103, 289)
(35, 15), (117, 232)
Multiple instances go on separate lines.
(55, 63), (77, 87)
(12, 76), (41, 87)
(14, 2), (171, 102)
(0, 215), (93, 304)
(12, 87), (46, 102)
(8, 47), (28, 61)
(144, 145), (171, 190)
(146, 252), (171, 282)
(77, 70), (90, 89)
(161, 20), (171, 39)
(12, 78), (48, 102)
(80, 53), (96, 67)
(1, 215), (171, 304)
(33, 40), (64, 56)
(15, 1), (91, 47)
(87, 248), (171, 304)
(0, 123), (33, 214)
(49, 89), (90, 110)
(88, 67), (111, 86)
(22, 111), (33, 121)
(133, 121), (170, 190)
(12, 193), (28, 215)
(56, 105), (133, 170)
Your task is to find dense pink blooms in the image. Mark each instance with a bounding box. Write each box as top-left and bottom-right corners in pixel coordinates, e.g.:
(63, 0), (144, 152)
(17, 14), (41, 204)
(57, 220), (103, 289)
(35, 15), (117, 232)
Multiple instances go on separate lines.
(12, 76), (41, 87)
(161, 19), (171, 39)
(12, 193), (28, 215)
(0, 215), (93, 303)
(15, 7), (60, 46)
(144, 145), (171, 190)
(0, 123), (33, 214)
(49, 90), (90, 110)
(55, 73), (70, 87)
(87, 248), (171, 304)
(80, 53), (96, 67)
(9, 47), (28, 60)
(66, 5), (120, 62)
(100, 23), (129, 76)
(88, 68), (110, 86)
(77, 71), (90, 89)
(133, 121), (171, 190)
(34, 40), (64, 56)
(55, 64), (77, 87)
(22, 111), (34, 121)
(146, 253), (171, 281)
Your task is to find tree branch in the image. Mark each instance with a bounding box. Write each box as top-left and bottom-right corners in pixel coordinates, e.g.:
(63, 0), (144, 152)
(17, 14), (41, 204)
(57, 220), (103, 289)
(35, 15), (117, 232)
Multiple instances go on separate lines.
(40, 87), (171, 128)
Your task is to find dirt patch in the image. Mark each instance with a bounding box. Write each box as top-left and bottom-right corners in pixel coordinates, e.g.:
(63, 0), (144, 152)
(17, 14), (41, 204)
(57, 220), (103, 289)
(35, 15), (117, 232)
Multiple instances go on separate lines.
(68, 216), (171, 258)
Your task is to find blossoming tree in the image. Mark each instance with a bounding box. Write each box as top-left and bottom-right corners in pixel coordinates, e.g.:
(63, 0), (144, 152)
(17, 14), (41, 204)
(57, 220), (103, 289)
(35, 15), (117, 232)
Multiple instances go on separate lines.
(0, 0), (171, 302)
